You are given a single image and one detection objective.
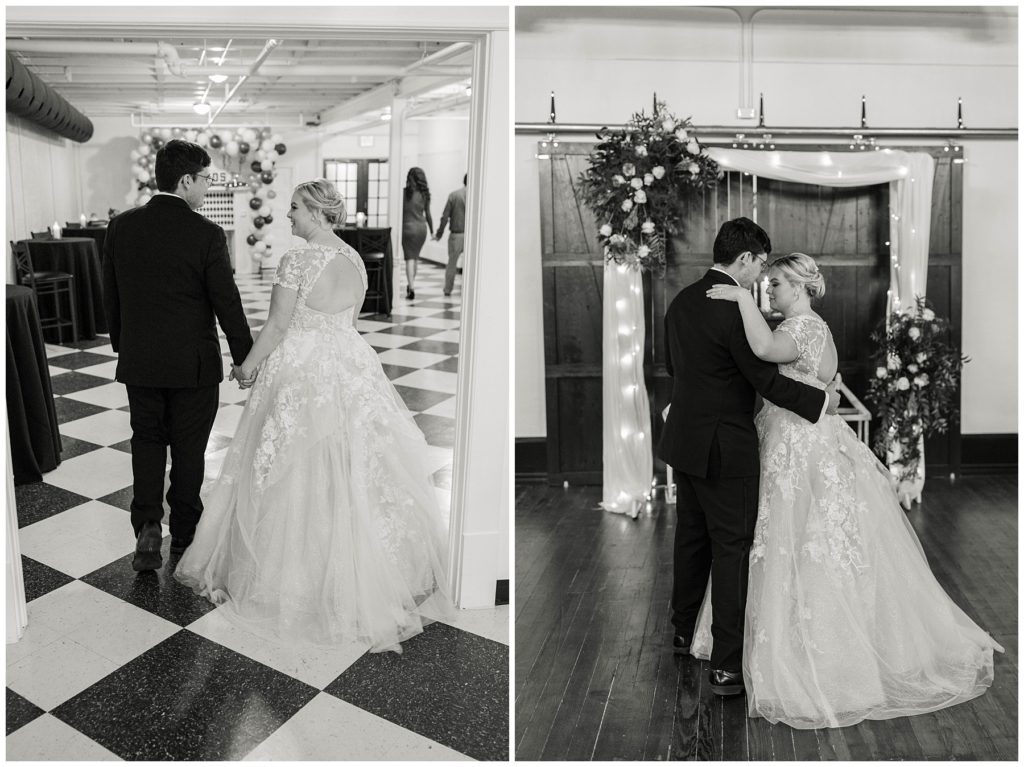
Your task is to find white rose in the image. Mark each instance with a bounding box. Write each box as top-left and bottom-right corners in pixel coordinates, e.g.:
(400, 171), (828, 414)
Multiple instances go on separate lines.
(675, 128), (689, 142)
(907, 363), (918, 373)
(661, 119), (676, 133)
(687, 139), (700, 155)
(875, 367), (888, 379)
(630, 177), (644, 190)
(652, 165), (666, 179)
(887, 355), (900, 371)
(633, 190), (648, 204)
(599, 224), (613, 237)
(637, 244), (650, 258)
(896, 377), (910, 391)
(922, 308), (935, 321)
(641, 220), (655, 235)
(622, 163), (636, 177)
(635, 145), (648, 157)
(612, 174), (626, 186)
(687, 162), (699, 175)
(916, 352), (927, 363)
(908, 326), (921, 340)
(643, 173), (655, 186)
(621, 199), (634, 212)
(916, 373), (930, 387)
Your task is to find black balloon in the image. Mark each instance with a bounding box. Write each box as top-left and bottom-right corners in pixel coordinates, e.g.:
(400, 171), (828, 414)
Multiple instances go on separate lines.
(246, 234), (258, 245)
(263, 214), (273, 225)
(209, 134), (223, 149)
(260, 171), (274, 184)
(274, 143), (287, 155)
(250, 161), (262, 173)
(238, 141), (250, 154)
(249, 197), (263, 210)
(253, 216), (265, 229)
(151, 137), (164, 150)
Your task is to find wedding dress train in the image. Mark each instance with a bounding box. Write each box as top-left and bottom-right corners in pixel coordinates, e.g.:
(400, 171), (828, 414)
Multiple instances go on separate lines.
(175, 242), (450, 652)
(690, 314), (1002, 728)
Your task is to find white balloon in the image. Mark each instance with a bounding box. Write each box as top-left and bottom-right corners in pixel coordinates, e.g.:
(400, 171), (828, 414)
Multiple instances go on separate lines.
(255, 149), (268, 162)
(258, 204), (271, 217)
(241, 128), (257, 144)
(263, 234), (274, 245)
(271, 133), (283, 144)
(185, 129), (198, 142)
(254, 241), (267, 253)
(265, 150), (279, 164)
(260, 139), (274, 152)
(140, 145), (152, 156)
(138, 170), (151, 183)
(218, 129), (233, 144)
(141, 132), (153, 144)
(225, 141), (240, 157)
(159, 128), (172, 140)
(197, 131), (211, 146)
(253, 228), (265, 240)
(129, 149), (141, 161)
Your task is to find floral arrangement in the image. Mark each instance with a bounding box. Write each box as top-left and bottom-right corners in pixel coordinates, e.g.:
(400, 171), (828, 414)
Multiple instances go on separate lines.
(865, 297), (968, 481)
(577, 98), (720, 274)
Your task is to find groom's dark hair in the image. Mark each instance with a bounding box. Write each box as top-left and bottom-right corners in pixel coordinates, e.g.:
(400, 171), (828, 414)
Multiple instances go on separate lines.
(155, 139), (211, 192)
(713, 217), (772, 265)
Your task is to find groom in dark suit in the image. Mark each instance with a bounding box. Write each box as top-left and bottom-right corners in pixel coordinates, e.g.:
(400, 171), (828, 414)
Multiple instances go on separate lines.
(658, 217), (838, 695)
(103, 139), (254, 572)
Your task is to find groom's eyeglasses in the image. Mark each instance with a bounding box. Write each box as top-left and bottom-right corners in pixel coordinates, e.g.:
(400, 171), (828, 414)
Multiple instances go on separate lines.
(754, 253), (768, 271)
(194, 173), (212, 183)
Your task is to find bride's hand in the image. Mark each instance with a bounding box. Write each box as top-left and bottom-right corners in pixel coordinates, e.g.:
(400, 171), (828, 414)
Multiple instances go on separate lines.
(706, 285), (750, 303)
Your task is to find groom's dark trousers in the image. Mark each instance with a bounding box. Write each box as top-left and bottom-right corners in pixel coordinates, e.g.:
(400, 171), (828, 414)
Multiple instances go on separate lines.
(103, 195), (253, 540)
(657, 270), (826, 673)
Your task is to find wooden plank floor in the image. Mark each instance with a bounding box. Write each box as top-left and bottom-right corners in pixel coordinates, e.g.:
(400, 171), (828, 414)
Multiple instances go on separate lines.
(514, 475), (1018, 760)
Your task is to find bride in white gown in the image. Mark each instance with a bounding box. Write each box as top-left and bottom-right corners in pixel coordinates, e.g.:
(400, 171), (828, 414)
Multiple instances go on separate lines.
(692, 252), (1002, 729)
(175, 179), (451, 652)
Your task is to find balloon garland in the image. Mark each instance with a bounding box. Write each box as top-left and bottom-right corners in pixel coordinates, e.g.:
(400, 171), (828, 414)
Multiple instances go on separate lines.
(130, 126), (288, 267)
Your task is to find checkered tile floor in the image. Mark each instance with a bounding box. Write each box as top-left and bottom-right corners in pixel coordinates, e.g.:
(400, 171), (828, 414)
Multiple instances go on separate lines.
(8, 263), (510, 761)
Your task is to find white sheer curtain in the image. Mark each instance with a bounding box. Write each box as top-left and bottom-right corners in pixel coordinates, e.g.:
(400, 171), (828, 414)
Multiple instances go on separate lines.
(601, 262), (652, 515)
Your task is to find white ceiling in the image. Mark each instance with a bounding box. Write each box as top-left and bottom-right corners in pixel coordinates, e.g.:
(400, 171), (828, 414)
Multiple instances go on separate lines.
(6, 21), (475, 128)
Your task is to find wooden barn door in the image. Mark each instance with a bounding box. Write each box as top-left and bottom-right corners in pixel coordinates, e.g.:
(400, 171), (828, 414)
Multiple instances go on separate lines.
(541, 145), (962, 483)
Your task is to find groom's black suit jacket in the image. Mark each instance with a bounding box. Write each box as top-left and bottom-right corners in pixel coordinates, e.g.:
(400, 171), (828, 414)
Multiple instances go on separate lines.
(657, 269), (826, 479)
(102, 194), (253, 388)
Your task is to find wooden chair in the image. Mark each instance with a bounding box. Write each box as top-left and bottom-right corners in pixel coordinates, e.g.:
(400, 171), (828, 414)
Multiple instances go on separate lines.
(30, 231), (52, 239)
(361, 252), (389, 316)
(11, 240), (78, 344)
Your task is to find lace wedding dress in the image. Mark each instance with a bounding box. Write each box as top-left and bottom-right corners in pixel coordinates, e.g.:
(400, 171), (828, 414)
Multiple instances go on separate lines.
(175, 242), (451, 652)
(691, 313), (1003, 728)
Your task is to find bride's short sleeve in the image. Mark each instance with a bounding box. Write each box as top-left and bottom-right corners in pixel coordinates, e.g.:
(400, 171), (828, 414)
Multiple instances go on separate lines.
(273, 249), (304, 292)
(777, 316), (827, 366)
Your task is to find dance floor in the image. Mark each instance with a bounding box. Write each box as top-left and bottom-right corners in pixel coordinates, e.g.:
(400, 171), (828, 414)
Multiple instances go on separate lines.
(515, 475), (1017, 760)
(8, 262), (510, 761)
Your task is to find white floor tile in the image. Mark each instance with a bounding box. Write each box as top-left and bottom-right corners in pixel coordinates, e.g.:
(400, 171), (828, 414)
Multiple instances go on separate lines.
(359, 332), (419, 349)
(42, 447), (134, 498)
(61, 382), (130, 409)
(74, 359), (119, 380)
(211, 404), (246, 439)
(186, 611), (366, 690)
(7, 636), (120, 710)
(428, 329), (461, 344)
(6, 714), (122, 761)
(218, 377), (253, 404)
(58, 408), (134, 445)
(242, 694), (470, 761)
(45, 344), (78, 358)
(376, 348), (450, 369)
(18, 501), (136, 578)
(440, 605), (510, 646)
(422, 447), (453, 476)
(353, 318), (394, 333)
(391, 369), (459, 395)
(400, 317), (462, 331)
(422, 397), (457, 419)
(84, 343), (118, 358)
(6, 615), (63, 666)
(391, 306), (452, 318)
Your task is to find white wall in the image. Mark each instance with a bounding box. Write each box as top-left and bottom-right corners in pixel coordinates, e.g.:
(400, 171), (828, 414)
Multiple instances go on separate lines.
(515, 6), (1018, 437)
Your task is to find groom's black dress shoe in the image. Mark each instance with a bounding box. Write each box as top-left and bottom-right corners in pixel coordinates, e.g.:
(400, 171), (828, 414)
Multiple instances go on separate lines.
(673, 635), (691, 654)
(132, 522), (163, 572)
(709, 669), (745, 696)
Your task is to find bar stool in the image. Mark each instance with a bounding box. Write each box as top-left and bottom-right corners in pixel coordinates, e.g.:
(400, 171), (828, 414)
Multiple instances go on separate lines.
(11, 240), (78, 344)
(362, 252), (388, 316)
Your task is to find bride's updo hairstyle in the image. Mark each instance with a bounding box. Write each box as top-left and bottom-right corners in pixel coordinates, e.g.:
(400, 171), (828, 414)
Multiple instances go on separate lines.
(770, 252), (826, 300)
(295, 178), (346, 226)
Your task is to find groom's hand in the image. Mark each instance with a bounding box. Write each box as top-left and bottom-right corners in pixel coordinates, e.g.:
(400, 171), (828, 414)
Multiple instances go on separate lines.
(825, 380), (840, 415)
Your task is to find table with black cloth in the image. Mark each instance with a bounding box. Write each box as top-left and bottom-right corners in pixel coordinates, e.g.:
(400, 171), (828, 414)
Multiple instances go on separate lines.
(334, 227), (393, 315)
(6, 285), (62, 484)
(61, 226), (107, 263)
(22, 237), (106, 340)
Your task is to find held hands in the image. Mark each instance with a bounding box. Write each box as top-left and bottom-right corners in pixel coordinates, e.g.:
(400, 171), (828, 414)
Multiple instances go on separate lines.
(825, 375), (841, 415)
(229, 363), (258, 389)
(705, 285), (751, 303)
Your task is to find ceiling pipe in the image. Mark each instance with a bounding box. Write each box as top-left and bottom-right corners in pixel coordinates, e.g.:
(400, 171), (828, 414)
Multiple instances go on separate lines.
(6, 52), (93, 141)
(514, 122), (1018, 140)
(205, 38), (281, 127)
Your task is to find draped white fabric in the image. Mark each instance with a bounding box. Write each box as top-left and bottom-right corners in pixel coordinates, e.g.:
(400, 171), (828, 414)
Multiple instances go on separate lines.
(705, 147), (935, 503)
(601, 262), (653, 515)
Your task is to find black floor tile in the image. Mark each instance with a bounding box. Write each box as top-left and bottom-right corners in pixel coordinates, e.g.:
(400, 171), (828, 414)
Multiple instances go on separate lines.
(51, 631), (318, 760)
(432, 310), (461, 320)
(49, 371), (113, 395)
(6, 687), (45, 735)
(380, 363), (418, 381)
(243, 307), (266, 315)
(425, 356), (459, 374)
(108, 439), (133, 454)
(21, 555), (76, 602)
(413, 300), (457, 310)
(399, 339), (460, 356)
(60, 434), (104, 461)
(393, 386), (453, 413)
(58, 336), (112, 351)
(53, 397), (107, 425)
(14, 482), (91, 528)
(376, 324), (447, 339)
(46, 350), (116, 371)
(80, 539), (214, 627)
(324, 622), (509, 761)
(246, 317), (264, 328)
(413, 413), (455, 449)
(96, 485), (137, 511)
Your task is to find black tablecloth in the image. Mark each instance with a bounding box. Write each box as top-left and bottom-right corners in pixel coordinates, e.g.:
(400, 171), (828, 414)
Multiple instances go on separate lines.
(61, 226), (107, 263)
(6, 285), (62, 484)
(335, 227), (393, 315)
(23, 237), (106, 340)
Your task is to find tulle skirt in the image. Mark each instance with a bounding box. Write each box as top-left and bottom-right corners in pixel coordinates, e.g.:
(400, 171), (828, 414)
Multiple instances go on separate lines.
(175, 322), (451, 653)
(691, 406), (1002, 728)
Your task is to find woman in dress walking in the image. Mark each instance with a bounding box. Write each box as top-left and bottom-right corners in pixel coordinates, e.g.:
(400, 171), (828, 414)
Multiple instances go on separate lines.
(401, 167), (433, 300)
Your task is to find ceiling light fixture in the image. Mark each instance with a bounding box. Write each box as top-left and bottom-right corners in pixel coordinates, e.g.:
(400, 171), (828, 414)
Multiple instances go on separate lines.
(381, 107), (392, 122)
(193, 101), (211, 115)
(208, 74), (228, 84)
